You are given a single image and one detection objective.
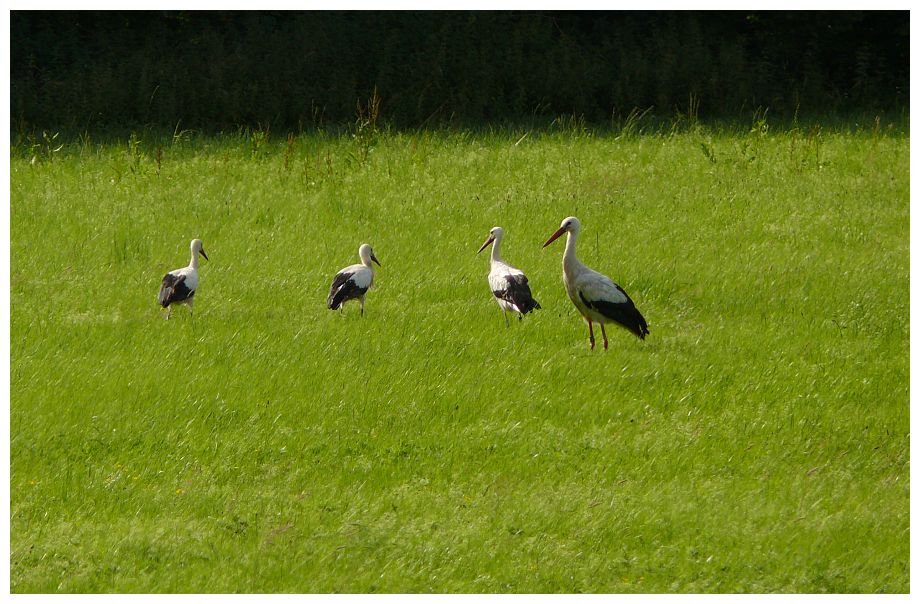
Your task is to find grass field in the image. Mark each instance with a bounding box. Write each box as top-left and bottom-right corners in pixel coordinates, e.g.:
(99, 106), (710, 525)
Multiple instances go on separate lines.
(10, 119), (909, 592)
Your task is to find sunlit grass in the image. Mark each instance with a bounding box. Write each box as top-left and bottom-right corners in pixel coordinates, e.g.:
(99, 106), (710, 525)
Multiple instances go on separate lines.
(10, 124), (908, 592)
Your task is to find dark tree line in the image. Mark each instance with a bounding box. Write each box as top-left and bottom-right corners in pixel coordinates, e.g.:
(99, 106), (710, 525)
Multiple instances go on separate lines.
(11, 11), (909, 131)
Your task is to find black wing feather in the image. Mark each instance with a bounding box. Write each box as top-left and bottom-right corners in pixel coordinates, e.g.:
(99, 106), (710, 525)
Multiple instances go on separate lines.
(494, 274), (541, 315)
(579, 289), (649, 339)
(158, 273), (193, 307)
(327, 271), (367, 310)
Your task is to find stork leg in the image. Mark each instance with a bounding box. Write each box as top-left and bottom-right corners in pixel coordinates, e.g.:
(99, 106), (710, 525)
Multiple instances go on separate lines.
(588, 319), (595, 350)
(600, 323), (609, 350)
(360, 296), (365, 317)
(187, 298), (194, 317)
(164, 306), (171, 320)
(503, 309), (509, 328)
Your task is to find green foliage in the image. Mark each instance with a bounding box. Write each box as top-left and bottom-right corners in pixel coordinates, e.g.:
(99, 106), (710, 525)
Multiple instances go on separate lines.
(154, 144), (163, 177)
(350, 88), (382, 167)
(21, 130), (64, 164)
(127, 131), (144, 174)
(669, 93), (702, 136)
(10, 11), (908, 131)
(614, 107), (653, 140)
(750, 107), (770, 137)
(249, 127), (268, 160)
(10, 124), (908, 593)
(551, 113), (590, 138)
(282, 133), (296, 173)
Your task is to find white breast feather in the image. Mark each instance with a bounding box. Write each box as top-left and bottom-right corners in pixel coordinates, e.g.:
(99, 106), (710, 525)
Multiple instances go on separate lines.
(488, 262), (523, 292)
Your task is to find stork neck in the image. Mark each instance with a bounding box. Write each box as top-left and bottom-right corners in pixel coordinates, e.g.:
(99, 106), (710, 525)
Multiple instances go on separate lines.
(563, 230), (580, 270)
(490, 238), (504, 263)
(189, 250), (200, 270)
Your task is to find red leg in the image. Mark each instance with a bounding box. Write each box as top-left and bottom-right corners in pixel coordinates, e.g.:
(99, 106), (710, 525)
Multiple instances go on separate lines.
(588, 319), (595, 350)
(600, 324), (609, 350)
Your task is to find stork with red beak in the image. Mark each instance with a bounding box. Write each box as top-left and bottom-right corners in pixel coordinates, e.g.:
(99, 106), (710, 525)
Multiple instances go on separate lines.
(543, 217), (648, 349)
(478, 226), (541, 325)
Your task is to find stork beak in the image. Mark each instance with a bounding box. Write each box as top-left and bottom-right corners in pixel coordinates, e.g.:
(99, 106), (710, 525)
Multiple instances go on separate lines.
(371, 254), (381, 267)
(542, 227), (566, 248)
(477, 236), (495, 254)
(200, 249), (209, 261)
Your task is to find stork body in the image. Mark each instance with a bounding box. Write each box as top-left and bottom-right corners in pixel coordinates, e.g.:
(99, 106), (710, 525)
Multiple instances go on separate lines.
(478, 227), (540, 326)
(543, 217), (648, 349)
(327, 244), (381, 316)
(158, 238), (208, 319)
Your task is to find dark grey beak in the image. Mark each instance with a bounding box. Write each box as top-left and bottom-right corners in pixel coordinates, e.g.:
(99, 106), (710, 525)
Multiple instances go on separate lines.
(200, 249), (209, 261)
(371, 254), (381, 267)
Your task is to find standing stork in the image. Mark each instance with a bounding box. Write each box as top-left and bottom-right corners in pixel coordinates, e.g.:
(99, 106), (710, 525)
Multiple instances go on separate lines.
(478, 226), (541, 326)
(327, 243), (381, 316)
(158, 238), (208, 319)
(543, 217), (648, 349)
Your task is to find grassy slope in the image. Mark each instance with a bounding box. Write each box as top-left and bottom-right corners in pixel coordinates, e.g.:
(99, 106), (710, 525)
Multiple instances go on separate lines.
(10, 126), (909, 592)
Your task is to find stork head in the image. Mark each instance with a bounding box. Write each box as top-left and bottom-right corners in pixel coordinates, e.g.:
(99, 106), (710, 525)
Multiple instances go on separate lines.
(477, 226), (504, 254)
(543, 216), (580, 248)
(359, 243), (381, 267)
(191, 238), (209, 261)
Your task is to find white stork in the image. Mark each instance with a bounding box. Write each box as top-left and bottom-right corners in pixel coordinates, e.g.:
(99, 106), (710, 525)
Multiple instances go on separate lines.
(543, 217), (648, 349)
(327, 243), (381, 316)
(158, 238), (208, 319)
(478, 226), (541, 325)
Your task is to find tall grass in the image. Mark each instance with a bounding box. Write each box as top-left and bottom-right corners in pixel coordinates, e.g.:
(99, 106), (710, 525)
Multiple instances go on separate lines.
(10, 122), (908, 592)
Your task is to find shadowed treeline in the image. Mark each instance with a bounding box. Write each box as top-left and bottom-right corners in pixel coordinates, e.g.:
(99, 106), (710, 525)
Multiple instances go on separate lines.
(11, 10), (909, 132)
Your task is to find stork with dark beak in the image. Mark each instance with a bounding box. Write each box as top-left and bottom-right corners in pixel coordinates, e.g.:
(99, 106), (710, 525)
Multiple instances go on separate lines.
(478, 226), (540, 326)
(543, 217), (648, 349)
(158, 238), (209, 319)
(327, 243), (381, 316)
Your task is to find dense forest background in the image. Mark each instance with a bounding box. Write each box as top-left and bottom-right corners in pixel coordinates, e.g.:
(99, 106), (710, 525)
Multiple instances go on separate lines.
(11, 11), (910, 132)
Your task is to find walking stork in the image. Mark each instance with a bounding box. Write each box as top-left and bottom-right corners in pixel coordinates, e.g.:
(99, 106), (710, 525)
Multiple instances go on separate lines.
(478, 226), (540, 325)
(327, 243), (381, 315)
(158, 238), (208, 319)
(543, 217), (648, 349)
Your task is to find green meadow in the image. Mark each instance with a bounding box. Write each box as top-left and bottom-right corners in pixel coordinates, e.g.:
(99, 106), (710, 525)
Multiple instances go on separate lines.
(10, 120), (909, 592)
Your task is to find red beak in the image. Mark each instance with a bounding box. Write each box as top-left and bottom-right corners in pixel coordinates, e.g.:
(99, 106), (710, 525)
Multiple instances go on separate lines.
(542, 227), (566, 248)
(477, 236), (495, 254)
